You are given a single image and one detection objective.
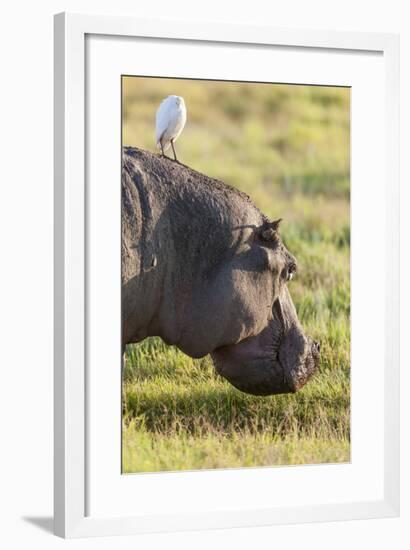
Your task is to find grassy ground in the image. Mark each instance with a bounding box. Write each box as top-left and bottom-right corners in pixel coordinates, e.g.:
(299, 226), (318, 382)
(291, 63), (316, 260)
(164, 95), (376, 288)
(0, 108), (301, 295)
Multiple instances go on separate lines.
(122, 77), (350, 473)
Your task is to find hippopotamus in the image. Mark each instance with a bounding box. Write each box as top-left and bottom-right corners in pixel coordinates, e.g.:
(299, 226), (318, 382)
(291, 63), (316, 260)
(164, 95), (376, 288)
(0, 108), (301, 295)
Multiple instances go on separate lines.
(122, 147), (320, 396)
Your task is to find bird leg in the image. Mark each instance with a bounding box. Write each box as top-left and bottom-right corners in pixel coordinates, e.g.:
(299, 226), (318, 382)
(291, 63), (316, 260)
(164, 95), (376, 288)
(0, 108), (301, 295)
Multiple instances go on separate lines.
(170, 139), (178, 162)
(160, 140), (165, 157)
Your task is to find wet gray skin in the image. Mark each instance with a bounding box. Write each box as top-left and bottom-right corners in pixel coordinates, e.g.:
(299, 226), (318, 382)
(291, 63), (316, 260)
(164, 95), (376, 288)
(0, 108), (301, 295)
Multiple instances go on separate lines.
(122, 147), (319, 396)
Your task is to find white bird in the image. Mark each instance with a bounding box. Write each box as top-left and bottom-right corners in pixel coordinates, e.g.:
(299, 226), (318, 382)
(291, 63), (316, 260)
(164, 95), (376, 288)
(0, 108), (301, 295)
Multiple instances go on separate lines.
(155, 95), (187, 161)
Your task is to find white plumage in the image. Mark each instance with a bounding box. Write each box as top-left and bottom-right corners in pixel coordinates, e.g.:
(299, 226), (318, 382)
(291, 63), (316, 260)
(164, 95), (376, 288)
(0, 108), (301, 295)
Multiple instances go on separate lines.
(155, 95), (187, 161)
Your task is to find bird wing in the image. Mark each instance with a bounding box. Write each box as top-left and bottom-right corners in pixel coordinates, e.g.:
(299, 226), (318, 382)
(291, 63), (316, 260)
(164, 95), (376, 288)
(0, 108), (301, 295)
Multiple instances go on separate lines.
(155, 97), (174, 144)
(168, 102), (187, 138)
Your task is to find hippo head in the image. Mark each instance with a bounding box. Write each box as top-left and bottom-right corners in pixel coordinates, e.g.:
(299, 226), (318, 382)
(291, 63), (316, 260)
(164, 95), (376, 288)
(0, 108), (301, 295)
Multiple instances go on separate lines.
(175, 218), (320, 396)
(209, 221), (319, 395)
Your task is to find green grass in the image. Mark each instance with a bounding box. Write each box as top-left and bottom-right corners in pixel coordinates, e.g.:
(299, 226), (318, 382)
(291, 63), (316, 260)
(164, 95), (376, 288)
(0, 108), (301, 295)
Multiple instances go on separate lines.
(123, 430), (349, 473)
(122, 77), (350, 472)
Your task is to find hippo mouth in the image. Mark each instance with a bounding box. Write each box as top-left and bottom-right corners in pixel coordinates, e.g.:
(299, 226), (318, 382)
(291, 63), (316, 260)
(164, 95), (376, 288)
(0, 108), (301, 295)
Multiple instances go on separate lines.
(211, 297), (320, 396)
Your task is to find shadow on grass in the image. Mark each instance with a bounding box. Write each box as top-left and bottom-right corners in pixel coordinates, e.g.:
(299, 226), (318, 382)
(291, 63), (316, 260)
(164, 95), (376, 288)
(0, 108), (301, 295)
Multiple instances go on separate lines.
(124, 380), (350, 438)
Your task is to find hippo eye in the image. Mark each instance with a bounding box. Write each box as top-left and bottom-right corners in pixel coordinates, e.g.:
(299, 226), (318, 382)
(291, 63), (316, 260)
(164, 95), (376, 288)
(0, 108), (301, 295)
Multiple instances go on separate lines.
(286, 261), (297, 281)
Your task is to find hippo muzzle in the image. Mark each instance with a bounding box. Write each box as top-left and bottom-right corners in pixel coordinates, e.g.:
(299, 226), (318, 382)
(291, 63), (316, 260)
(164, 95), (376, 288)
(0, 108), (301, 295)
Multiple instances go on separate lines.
(211, 289), (320, 396)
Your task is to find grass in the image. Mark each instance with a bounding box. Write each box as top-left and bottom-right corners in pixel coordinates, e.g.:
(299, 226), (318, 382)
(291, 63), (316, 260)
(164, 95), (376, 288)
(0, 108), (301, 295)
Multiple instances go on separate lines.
(123, 430), (349, 473)
(122, 77), (350, 472)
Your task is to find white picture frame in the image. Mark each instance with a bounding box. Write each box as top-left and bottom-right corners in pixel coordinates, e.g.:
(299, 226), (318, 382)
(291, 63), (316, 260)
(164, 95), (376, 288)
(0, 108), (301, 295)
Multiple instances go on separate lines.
(54, 12), (400, 538)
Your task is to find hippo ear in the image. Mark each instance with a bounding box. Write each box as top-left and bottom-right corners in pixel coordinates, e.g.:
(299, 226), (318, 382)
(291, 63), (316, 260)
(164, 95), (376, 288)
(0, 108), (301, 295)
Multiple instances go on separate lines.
(260, 219), (282, 241)
(271, 218), (282, 230)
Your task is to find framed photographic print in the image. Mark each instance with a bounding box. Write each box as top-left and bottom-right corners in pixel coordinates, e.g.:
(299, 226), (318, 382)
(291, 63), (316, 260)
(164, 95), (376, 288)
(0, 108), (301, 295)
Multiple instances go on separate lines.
(54, 13), (399, 538)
